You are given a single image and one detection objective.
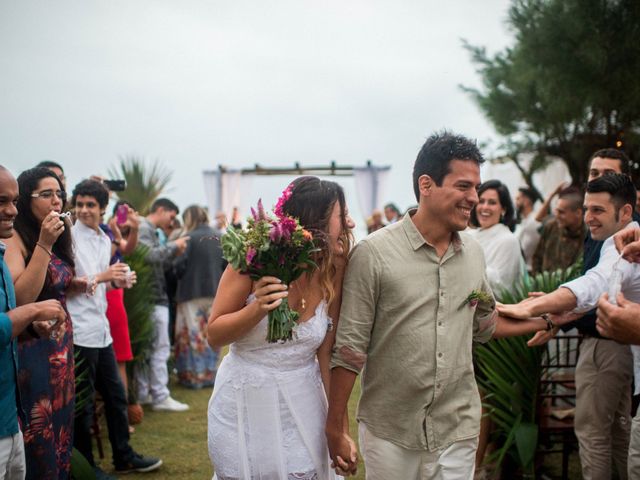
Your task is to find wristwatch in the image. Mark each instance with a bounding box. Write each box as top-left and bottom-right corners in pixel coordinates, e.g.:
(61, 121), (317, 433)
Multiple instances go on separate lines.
(541, 313), (556, 331)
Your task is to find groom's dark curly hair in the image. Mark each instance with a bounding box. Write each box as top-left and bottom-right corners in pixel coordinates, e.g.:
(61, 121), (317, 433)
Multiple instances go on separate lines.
(412, 131), (484, 200)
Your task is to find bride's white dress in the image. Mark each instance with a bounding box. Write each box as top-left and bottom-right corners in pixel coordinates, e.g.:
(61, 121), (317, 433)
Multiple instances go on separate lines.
(208, 297), (339, 480)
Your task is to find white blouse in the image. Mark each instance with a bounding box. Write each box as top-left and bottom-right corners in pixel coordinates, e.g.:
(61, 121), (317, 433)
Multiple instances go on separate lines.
(468, 223), (526, 297)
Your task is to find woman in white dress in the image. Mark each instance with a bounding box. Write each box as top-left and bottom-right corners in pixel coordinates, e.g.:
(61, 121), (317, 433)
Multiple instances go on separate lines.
(207, 176), (356, 480)
(469, 179), (526, 297)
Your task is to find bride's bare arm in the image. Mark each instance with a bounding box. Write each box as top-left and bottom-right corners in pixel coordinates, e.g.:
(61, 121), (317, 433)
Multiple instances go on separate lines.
(207, 267), (288, 348)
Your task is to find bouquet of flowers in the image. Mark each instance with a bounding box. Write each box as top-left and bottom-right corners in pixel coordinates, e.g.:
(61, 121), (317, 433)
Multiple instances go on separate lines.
(221, 186), (319, 342)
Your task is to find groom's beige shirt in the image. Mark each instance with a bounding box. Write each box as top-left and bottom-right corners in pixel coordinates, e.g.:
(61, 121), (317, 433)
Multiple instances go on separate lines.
(332, 211), (496, 451)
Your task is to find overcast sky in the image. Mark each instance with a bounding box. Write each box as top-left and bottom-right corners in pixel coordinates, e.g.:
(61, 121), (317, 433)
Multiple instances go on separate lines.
(0, 0), (513, 230)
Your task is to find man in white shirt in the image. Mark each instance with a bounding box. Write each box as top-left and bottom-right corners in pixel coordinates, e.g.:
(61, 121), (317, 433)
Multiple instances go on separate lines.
(499, 173), (637, 480)
(66, 180), (162, 479)
(514, 187), (540, 271)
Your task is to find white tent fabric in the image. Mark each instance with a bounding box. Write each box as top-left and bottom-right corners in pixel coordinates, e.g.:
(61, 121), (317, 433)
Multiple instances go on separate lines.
(202, 170), (247, 220)
(204, 165), (391, 226)
(353, 165), (391, 218)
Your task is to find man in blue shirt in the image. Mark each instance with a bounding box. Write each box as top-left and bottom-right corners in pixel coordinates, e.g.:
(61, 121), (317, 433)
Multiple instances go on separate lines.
(0, 166), (66, 480)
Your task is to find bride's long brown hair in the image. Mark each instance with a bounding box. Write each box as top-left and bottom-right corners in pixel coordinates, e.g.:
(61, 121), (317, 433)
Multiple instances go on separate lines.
(281, 176), (352, 307)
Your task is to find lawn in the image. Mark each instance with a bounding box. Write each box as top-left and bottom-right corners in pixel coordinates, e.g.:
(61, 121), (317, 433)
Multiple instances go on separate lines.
(94, 371), (579, 479)
(94, 374), (365, 479)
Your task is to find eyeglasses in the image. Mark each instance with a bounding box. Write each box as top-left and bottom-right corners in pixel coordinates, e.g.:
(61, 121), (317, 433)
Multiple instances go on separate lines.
(31, 189), (67, 201)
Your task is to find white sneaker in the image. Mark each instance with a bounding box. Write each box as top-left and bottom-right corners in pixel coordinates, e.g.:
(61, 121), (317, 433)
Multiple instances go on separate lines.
(151, 396), (189, 412)
(138, 394), (152, 406)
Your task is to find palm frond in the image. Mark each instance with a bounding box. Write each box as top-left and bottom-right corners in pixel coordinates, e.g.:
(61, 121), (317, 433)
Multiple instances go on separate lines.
(108, 155), (173, 214)
(476, 259), (582, 475)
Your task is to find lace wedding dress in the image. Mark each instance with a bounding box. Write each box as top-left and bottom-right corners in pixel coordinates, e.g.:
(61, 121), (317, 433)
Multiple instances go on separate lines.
(208, 297), (339, 480)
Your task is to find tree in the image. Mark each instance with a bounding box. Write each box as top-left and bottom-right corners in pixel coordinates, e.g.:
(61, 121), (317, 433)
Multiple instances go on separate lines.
(108, 155), (173, 214)
(462, 0), (640, 185)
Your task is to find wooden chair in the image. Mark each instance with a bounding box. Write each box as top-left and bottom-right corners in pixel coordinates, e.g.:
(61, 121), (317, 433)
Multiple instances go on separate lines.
(536, 333), (582, 480)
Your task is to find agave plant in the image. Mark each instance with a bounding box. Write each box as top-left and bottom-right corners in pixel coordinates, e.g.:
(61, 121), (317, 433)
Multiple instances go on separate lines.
(476, 260), (582, 477)
(108, 155), (173, 215)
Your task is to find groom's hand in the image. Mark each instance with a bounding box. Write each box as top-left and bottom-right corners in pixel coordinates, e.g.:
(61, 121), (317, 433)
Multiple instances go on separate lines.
(327, 428), (358, 476)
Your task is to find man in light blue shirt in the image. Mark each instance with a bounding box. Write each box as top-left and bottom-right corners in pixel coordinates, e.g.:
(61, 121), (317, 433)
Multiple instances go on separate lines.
(0, 166), (65, 480)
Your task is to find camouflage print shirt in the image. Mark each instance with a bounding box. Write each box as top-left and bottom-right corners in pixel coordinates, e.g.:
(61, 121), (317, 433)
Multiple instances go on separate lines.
(531, 220), (587, 275)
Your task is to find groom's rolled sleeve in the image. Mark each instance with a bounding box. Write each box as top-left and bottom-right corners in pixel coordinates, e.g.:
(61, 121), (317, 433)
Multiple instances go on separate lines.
(331, 240), (379, 374)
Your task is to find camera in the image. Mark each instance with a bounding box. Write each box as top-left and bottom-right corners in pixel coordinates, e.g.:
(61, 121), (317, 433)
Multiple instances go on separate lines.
(104, 179), (126, 191)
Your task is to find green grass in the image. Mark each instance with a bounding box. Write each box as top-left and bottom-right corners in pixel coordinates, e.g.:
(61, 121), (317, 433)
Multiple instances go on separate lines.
(94, 369), (577, 479)
(94, 370), (365, 479)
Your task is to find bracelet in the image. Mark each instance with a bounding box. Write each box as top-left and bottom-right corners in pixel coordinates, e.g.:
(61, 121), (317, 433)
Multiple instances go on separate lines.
(35, 242), (52, 257)
(541, 313), (556, 331)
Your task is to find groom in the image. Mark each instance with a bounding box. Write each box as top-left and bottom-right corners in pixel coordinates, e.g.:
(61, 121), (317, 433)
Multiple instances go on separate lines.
(326, 132), (546, 478)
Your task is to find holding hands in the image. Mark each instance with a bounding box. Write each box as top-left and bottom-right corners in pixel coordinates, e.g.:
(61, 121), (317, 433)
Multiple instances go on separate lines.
(326, 429), (358, 476)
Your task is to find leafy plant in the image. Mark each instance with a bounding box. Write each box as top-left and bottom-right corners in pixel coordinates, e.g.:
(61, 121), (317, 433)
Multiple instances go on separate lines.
(476, 260), (582, 476)
(122, 245), (155, 403)
(71, 353), (96, 479)
(108, 156), (173, 215)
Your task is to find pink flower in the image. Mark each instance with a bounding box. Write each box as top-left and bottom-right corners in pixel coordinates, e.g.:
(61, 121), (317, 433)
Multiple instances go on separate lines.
(280, 216), (297, 234)
(274, 183), (294, 218)
(246, 247), (257, 264)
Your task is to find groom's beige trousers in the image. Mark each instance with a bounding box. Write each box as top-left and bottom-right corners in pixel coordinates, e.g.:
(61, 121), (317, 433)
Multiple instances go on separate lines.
(359, 423), (477, 480)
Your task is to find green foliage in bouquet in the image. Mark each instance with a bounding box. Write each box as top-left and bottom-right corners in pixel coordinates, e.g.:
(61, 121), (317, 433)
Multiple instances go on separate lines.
(475, 260), (582, 476)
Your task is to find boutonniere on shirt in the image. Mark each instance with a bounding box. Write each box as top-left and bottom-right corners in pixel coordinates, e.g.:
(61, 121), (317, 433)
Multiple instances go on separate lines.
(464, 290), (492, 309)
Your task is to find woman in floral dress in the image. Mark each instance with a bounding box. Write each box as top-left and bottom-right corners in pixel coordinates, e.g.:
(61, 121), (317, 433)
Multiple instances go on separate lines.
(6, 167), (81, 480)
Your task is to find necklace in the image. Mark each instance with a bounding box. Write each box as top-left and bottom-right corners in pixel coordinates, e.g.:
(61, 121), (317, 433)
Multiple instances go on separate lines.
(292, 281), (307, 312)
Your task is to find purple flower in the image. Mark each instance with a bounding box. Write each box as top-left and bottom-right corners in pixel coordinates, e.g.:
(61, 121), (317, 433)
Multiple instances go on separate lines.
(269, 223), (283, 243)
(246, 247), (257, 264)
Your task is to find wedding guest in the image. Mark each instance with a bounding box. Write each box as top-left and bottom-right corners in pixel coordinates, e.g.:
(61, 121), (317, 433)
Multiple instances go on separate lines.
(500, 173), (638, 479)
(136, 198), (189, 411)
(469, 179), (526, 295)
(366, 209), (384, 234)
(207, 177), (356, 479)
(514, 187), (541, 272)
(5, 167), (77, 479)
(0, 165), (66, 480)
(67, 180), (162, 478)
(173, 205), (225, 388)
(384, 203), (401, 224)
(35, 160), (66, 190)
(532, 186), (586, 274)
(104, 201), (139, 395)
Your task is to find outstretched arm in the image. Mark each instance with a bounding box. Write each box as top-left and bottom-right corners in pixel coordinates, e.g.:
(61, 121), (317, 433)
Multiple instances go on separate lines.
(498, 287), (578, 320)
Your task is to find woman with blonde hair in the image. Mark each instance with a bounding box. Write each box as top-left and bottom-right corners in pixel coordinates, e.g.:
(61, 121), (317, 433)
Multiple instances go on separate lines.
(173, 205), (225, 388)
(207, 176), (356, 479)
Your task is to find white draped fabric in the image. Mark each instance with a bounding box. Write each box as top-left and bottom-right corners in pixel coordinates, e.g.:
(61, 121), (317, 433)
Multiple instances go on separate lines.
(353, 165), (391, 219)
(202, 170), (248, 221)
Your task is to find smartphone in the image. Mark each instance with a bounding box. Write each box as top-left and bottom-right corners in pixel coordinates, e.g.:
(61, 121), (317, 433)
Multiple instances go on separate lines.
(116, 204), (128, 225)
(104, 179), (126, 191)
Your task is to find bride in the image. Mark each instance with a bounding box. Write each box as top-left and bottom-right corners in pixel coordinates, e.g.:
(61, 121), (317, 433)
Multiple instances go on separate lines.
(207, 176), (356, 480)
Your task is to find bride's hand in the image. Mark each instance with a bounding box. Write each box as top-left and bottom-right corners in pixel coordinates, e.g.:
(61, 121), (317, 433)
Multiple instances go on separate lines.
(253, 276), (288, 313)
